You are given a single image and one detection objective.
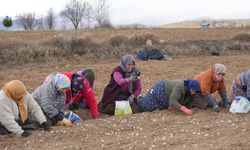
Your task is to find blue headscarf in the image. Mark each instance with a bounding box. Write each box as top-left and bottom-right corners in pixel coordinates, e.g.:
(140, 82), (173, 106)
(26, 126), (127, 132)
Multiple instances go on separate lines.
(184, 80), (201, 97)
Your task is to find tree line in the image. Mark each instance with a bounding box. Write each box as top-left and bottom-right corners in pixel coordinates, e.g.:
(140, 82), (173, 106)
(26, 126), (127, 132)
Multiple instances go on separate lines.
(2, 0), (111, 30)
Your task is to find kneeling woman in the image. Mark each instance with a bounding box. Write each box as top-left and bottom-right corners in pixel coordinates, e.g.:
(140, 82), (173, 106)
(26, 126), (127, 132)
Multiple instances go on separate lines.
(0, 80), (49, 137)
(45, 72), (99, 118)
(60, 72), (99, 118)
(194, 63), (228, 112)
(137, 80), (201, 116)
(32, 74), (80, 127)
(229, 69), (250, 103)
(98, 54), (142, 115)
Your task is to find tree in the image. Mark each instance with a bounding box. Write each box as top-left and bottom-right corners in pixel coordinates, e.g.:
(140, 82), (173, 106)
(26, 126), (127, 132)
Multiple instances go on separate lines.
(60, 0), (88, 30)
(45, 8), (56, 30)
(36, 16), (44, 30)
(91, 0), (112, 28)
(2, 16), (13, 29)
(84, 2), (94, 28)
(16, 13), (36, 30)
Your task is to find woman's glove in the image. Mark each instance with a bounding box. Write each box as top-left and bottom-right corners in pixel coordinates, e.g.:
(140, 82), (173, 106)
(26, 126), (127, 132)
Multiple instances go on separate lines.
(41, 122), (51, 131)
(21, 130), (32, 137)
(56, 118), (73, 127)
(180, 106), (193, 116)
(129, 75), (139, 82)
(127, 95), (134, 104)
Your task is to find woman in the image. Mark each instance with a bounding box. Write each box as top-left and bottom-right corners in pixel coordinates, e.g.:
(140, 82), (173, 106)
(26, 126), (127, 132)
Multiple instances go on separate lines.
(98, 54), (142, 115)
(77, 68), (95, 89)
(0, 80), (49, 137)
(60, 72), (99, 118)
(193, 63), (228, 112)
(137, 80), (201, 116)
(229, 69), (250, 103)
(32, 73), (76, 127)
(45, 72), (99, 118)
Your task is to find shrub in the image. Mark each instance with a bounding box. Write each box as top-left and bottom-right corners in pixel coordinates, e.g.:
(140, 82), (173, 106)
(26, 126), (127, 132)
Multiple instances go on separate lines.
(129, 33), (159, 46)
(232, 33), (250, 42)
(109, 35), (129, 46)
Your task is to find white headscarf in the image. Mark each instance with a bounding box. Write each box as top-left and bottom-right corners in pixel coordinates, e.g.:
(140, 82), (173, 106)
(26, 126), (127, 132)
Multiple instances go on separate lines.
(214, 63), (226, 74)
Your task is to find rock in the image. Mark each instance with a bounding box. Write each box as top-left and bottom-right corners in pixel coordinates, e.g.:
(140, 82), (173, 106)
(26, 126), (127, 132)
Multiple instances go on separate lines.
(159, 39), (165, 44)
(211, 50), (220, 56)
(146, 39), (153, 46)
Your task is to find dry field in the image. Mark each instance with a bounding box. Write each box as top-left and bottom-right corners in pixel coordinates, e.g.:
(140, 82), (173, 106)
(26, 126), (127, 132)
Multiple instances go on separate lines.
(0, 28), (250, 64)
(0, 28), (250, 150)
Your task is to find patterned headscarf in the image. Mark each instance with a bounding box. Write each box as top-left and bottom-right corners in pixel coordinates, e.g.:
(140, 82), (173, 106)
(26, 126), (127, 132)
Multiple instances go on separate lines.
(77, 68), (95, 88)
(214, 63), (226, 74)
(2, 80), (28, 123)
(72, 74), (85, 92)
(53, 73), (71, 90)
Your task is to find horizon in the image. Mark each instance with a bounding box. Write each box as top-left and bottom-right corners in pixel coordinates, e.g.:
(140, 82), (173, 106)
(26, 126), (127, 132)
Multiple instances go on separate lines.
(0, 0), (250, 27)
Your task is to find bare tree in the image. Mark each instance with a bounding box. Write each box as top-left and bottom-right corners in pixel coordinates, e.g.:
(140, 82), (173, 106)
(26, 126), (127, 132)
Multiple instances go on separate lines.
(16, 13), (36, 30)
(60, 0), (88, 30)
(45, 8), (56, 30)
(85, 2), (94, 28)
(91, 0), (112, 28)
(36, 16), (44, 30)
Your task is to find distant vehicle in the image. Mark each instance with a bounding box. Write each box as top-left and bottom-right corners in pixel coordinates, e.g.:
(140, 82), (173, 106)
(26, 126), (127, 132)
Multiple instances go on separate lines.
(200, 23), (210, 29)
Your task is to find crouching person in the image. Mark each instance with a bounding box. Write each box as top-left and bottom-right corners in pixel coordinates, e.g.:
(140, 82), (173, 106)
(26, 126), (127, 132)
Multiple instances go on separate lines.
(45, 72), (99, 118)
(32, 73), (80, 127)
(77, 68), (95, 89)
(0, 80), (50, 137)
(137, 80), (201, 116)
(193, 63), (229, 112)
(98, 54), (142, 115)
(229, 69), (250, 103)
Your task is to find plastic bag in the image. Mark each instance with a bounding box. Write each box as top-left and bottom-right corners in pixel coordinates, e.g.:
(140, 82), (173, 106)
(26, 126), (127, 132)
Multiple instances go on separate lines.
(115, 101), (132, 116)
(229, 96), (250, 114)
(64, 111), (83, 123)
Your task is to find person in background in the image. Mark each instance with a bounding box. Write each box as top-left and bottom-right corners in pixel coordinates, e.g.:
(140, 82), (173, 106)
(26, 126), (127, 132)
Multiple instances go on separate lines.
(137, 79), (201, 116)
(0, 80), (50, 137)
(229, 69), (250, 103)
(98, 54), (142, 115)
(193, 63), (228, 112)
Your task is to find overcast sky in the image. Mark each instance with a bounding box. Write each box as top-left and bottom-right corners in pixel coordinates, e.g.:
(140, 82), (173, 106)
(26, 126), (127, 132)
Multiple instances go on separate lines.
(0, 0), (250, 26)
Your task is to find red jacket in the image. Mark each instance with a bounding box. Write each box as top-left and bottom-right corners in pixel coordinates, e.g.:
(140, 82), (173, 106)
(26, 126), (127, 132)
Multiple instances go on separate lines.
(60, 72), (99, 118)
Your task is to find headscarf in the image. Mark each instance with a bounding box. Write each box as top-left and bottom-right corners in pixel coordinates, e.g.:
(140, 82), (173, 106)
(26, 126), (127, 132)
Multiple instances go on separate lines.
(44, 72), (58, 84)
(120, 54), (135, 74)
(77, 69), (85, 76)
(120, 54), (139, 94)
(77, 68), (95, 88)
(184, 80), (201, 97)
(72, 74), (85, 94)
(2, 80), (28, 123)
(53, 73), (71, 90)
(214, 63), (226, 74)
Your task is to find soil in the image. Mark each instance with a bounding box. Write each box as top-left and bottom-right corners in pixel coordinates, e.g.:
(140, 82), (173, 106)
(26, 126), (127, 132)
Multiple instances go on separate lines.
(0, 54), (250, 150)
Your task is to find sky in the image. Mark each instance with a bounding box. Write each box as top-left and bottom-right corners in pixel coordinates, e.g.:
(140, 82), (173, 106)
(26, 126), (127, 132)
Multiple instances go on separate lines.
(0, 0), (250, 26)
